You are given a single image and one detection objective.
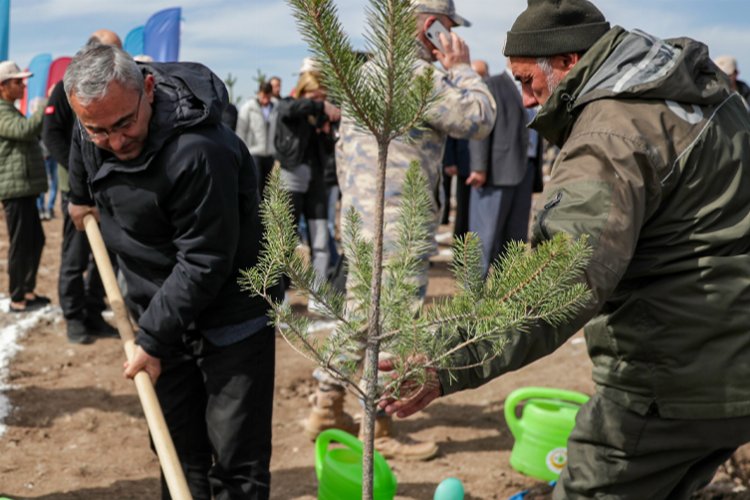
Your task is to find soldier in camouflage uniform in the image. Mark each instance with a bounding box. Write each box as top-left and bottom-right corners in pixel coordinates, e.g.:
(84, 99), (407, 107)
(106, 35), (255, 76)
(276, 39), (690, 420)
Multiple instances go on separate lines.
(303, 0), (496, 461)
(337, 8), (495, 288)
(382, 0), (750, 496)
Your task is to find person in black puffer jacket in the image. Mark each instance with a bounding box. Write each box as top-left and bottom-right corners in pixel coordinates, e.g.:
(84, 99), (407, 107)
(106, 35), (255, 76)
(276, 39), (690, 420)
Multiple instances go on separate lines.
(273, 70), (340, 310)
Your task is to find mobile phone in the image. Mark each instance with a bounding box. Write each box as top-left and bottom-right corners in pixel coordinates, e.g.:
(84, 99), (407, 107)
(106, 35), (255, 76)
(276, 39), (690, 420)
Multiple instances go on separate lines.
(425, 19), (451, 53)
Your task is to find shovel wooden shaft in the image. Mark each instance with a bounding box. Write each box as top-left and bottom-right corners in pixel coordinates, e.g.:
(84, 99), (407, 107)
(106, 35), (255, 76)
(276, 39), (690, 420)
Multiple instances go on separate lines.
(83, 214), (192, 500)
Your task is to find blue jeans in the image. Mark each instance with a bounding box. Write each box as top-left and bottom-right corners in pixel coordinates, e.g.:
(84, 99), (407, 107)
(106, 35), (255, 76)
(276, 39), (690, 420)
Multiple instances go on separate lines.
(36, 156), (58, 213)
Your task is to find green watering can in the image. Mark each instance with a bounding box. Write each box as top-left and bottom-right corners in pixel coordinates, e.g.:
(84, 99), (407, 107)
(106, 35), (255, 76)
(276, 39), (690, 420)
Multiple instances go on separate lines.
(315, 429), (398, 500)
(504, 387), (590, 481)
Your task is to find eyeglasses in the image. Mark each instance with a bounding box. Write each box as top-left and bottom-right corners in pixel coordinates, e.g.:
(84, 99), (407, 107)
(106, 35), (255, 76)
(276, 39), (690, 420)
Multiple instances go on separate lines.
(80, 92), (143, 143)
(2, 78), (23, 87)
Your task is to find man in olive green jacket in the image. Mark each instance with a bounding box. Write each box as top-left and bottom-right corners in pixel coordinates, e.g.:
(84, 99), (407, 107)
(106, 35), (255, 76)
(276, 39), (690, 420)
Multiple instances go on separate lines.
(382, 1), (750, 497)
(0, 61), (48, 313)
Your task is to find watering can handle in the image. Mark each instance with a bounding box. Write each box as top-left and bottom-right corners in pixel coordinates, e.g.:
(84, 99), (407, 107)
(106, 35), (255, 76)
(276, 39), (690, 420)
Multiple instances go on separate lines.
(314, 428), (394, 486)
(504, 387), (590, 439)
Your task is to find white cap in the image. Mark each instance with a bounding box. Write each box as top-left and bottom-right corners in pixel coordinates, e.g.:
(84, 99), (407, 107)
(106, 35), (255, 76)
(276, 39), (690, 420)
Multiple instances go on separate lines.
(715, 55), (738, 76)
(299, 57), (321, 74)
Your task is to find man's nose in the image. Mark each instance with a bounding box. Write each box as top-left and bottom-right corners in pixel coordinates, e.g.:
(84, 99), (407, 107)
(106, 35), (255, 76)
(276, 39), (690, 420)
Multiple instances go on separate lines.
(107, 132), (127, 151)
(522, 93), (539, 108)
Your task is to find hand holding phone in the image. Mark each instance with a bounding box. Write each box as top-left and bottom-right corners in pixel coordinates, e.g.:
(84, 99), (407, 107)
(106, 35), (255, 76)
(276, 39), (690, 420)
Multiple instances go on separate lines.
(425, 19), (451, 53)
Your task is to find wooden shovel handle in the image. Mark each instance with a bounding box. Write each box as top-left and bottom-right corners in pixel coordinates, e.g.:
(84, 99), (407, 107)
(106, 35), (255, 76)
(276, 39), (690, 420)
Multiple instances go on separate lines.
(83, 214), (193, 500)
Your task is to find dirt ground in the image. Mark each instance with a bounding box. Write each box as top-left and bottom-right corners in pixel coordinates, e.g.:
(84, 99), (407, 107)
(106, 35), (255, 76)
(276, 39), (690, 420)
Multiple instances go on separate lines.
(0, 208), (748, 500)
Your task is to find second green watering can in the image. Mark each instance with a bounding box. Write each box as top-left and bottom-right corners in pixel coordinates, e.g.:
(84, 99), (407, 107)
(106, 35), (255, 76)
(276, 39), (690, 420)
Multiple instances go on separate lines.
(504, 386), (590, 481)
(315, 428), (397, 500)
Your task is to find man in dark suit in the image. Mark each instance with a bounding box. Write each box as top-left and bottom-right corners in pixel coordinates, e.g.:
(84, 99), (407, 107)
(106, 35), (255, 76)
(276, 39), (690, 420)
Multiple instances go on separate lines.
(468, 66), (531, 276)
(42, 29), (121, 343)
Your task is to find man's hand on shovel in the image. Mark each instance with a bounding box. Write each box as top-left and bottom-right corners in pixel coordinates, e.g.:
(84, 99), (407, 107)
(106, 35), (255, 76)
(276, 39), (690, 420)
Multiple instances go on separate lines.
(124, 345), (162, 384)
(69, 202), (100, 231)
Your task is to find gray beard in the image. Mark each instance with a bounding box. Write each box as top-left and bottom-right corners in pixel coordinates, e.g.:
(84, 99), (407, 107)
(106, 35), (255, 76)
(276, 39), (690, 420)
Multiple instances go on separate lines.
(538, 57), (564, 95)
(547, 71), (563, 95)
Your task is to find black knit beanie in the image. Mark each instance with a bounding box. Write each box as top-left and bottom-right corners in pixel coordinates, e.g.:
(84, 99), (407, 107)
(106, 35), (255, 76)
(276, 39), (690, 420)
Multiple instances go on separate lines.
(503, 0), (610, 57)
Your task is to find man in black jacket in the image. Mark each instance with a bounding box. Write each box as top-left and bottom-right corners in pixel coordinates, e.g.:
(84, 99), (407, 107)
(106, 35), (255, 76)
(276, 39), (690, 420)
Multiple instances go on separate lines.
(64, 44), (277, 500)
(42, 29), (121, 344)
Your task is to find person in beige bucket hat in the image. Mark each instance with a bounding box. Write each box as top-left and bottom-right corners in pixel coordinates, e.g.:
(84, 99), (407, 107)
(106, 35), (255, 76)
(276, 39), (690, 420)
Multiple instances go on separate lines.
(0, 60), (49, 314)
(714, 54), (750, 104)
(0, 61), (32, 83)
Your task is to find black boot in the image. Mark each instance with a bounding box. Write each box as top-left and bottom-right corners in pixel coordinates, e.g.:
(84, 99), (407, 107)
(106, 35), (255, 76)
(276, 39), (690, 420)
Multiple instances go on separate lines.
(84, 313), (119, 339)
(67, 319), (94, 345)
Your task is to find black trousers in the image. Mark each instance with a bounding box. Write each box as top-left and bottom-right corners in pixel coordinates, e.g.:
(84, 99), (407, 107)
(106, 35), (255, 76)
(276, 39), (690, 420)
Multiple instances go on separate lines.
(442, 174), (470, 237)
(155, 326), (276, 500)
(453, 174), (470, 238)
(2, 196), (45, 302)
(252, 155), (275, 201)
(58, 192), (106, 320)
(441, 172), (453, 225)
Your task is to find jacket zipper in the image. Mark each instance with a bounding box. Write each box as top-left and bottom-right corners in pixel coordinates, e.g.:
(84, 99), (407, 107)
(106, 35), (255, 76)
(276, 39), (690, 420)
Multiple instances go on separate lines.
(538, 191), (563, 240)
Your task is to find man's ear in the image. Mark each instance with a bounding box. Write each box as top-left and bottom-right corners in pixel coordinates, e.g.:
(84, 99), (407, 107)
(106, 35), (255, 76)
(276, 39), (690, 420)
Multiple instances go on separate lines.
(422, 14), (437, 33)
(144, 74), (155, 103)
(553, 53), (582, 72)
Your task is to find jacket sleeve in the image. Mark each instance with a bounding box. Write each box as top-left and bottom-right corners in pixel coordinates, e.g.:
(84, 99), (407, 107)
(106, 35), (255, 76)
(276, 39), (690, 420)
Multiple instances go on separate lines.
(438, 130), (657, 395)
(426, 63), (496, 141)
(468, 135), (490, 173)
(134, 139), (246, 357)
(0, 104), (45, 141)
(41, 82), (74, 168)
(67, 123), (95, 206)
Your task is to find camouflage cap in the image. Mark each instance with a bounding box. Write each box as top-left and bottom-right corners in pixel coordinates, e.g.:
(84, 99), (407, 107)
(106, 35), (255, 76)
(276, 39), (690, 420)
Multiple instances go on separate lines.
(412, 0), (471, 27)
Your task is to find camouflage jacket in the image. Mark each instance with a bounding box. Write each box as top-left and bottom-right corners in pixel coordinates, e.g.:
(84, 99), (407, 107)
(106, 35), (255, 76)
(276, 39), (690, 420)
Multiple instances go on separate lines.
(336, 60), (496, 257)
(441, 28), (750, 419)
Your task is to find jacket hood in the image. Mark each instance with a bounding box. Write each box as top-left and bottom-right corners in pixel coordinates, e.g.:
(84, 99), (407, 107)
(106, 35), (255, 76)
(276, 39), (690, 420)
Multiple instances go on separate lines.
(93, 61), (228, 177)
(532, 27), (731, 147)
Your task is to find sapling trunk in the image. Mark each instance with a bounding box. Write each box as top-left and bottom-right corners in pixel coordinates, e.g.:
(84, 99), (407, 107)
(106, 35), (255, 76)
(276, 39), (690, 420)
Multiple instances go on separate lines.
(360, 141), (391, 498)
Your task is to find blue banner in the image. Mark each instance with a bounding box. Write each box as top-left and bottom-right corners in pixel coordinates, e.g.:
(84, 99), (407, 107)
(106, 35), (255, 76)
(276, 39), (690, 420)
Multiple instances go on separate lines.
(0, 0), (9, 61)
(144, 7), (181, 62)
(25, 53), (51, 116)
(124, 25), (145, 57)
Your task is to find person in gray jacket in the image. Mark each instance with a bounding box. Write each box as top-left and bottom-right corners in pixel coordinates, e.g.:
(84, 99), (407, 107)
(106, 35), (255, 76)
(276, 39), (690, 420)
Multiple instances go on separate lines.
(236, 80), (276, 197)
(0, 61), (49, 313)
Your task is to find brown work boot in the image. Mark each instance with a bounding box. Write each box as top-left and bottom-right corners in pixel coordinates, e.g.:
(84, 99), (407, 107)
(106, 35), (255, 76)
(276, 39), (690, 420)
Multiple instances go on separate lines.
(303, 384), (359, 440)
(362, 415), (438, 461)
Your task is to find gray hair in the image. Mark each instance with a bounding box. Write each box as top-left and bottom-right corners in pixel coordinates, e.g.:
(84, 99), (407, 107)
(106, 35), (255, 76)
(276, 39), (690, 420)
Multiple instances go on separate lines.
(63, 44), (144, 105)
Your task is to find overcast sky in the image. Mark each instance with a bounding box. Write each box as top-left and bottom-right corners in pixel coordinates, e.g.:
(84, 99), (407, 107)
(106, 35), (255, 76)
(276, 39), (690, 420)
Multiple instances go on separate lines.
(7, 1), (750, 104)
